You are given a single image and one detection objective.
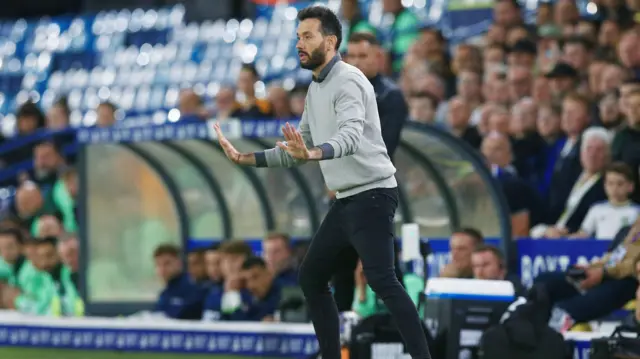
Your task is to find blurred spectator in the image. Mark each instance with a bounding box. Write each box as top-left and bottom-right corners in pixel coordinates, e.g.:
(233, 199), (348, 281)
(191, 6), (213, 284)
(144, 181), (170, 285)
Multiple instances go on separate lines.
(571, 163), (639, 240)
(536, 104), (566, 196)
(536, 218), (640, 333)
(267, 86), (293, 119)
(204, 244), (223, 285)
(347, 32), (407, 158)
(439, 228), (484, 278)
(218, 240), (253, 291)
(554, 0), (580, 26)
(240, 256), (281, 321)
(352, 259), (424, 318)
(46, 98), (70, 130)
(612, 88), (640, 202)
(187, 248), (208, 285)
(598, 19), (621, 48)
(262, 233), (297, 287)
(178, 89), (208, 119)
(32, 237), (83, 316)
(546, 62), (580, 105)
(339, 0), (376, 54)
(289, 86), (307, 117)
(381, 0), (419, 73)
(152, 244), (205, 320)
(446, 96), (481, 149)
(599, 63), (628, 95)
(547, 93), (592, 222)
(484, 43), (506, 70)
(507, 39), (537, 68)
(482, 132), (515, 177)
(95, 102), (117, 128)
(58, 234), (79, 287)
(618, 30), (640, 72)
(11, 182), (44, 231)
(507, 65), (532, 103)
(16, 101), (45, 136)
(33, 141), (65, 189)
(471, 244), (525, 295)
(488, 107), (511, 135)
(408, 91), (438, 124)
(36, 214), (63, 238)
(214, 87), (242, 120)
(236, 64), (272, 117)
(532, 127), (610, 238)
(493, 0), (525, 30)
(561, 36), (592, 76)
(599, 90), (624, 132)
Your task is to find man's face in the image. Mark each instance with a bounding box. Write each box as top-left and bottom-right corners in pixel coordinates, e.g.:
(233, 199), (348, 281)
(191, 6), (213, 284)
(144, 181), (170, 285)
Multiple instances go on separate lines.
(618, 33), (640, 68)
(550, 76), (575, 97)
(37, 215), (63, 238)
(0, 235), (21, 263)
(46, 105), (68, 130)
(242, 265), (272, 299)
(457, 71), (480, 100)
(34, 243), (59, 272)
(178, 90), (201, 116)
(494, 2), (519, 28)
(447, 98), (470, 129)
(605, 172), (633, 203)
(472, 251), (504, 280)
(154, 254), (181, 283)
(346, 40), (379, 78)
(507, 52), (534, 69)
(507, 68), (531, 101)
(15, 186), (43, 218)
(481, 136), (511, 167)
(187, 252), (206, 281)
(34, 144), (60, 178)
(96, 105), (115, 127)
(537, 107), (561, 138)
(205, 250), (223, 282)
(619, 83), (640, 115)
(449, 233), (476, 271)
(484, 79), (510, 105)
(626, 94), (640, 126)
(488, 112), (510, 134)
(296, 18), (330, 70)
(409, 97), (435, 123)
(267, 87), (290, 116)
(221, 254), (247, 278)
(262, 238), (290, 274)
(58, 238), (79, 272)
(561, 99), (587, 136)
(237, 70), (255, 96)
(580, 137), (608, 174)
(563, 43), (588, 71)
(484, 47), (505, 68)
(17, 116), (38, 134)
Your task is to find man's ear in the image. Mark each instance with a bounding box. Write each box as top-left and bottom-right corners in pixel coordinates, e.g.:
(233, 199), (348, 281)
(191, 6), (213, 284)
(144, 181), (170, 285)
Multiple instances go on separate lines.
(326, 35), (337, 51)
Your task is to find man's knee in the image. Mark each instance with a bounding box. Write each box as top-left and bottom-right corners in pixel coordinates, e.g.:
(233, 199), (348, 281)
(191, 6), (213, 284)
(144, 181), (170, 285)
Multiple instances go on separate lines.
(363, 266), (402, 296)
(298, 261), (328, 295)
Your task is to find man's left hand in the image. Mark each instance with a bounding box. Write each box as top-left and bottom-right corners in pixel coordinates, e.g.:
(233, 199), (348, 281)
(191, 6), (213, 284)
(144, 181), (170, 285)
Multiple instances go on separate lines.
(276, 122), (312, 160)
(580, 267), (604, 290)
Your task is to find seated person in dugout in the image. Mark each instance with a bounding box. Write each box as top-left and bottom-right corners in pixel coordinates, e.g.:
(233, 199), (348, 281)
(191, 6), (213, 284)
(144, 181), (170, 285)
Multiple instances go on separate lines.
(535, 217), (640, 333)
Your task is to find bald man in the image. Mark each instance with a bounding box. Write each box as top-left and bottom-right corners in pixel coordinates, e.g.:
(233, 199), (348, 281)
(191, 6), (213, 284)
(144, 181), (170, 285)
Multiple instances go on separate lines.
(179, 89), (207, 119)
(13, 182), (43, 226)
(215, 87), (242, 120)
(267, 86), (293, 119)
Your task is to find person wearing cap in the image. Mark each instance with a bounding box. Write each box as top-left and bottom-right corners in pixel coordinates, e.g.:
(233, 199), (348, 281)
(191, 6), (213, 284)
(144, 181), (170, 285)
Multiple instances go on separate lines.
(507, 39), (537, 69)
(545, 62), (580, 104)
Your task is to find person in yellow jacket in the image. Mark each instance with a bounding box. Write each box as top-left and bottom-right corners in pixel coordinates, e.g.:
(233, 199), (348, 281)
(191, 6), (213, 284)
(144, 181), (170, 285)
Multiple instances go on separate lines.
(536, 218), (640, 333)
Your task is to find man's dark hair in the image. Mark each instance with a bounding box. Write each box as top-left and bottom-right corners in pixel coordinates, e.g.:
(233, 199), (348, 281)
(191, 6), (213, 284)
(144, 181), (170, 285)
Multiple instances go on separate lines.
(34, 236), (58, 247)
(189, 247), (207, 256)
(241, 256), (267, 270)
(496, 0), (521, 9)
(454, 227), (484, 245)
(0, 228), (25, 244)
(473, 244), (505, 268)
(348, 32), (379, 46)
(206, 243), (221, 252)
(98, 101), (117, 112)
(420, 27), (445, 44)
(219, 240), (253, 257)
(297, 6), (343, 51)
(35, 140), (62, 155)
(53, 97), (71, 117)
(153, 244), (181, 258)
(241, 63), (260, 78)
(411, 91), (439, 108)
(562, 36), (594, 51)
(606, 162), (635, 182)
(16, 101), (45, 128)
(265, 233), (291, 247)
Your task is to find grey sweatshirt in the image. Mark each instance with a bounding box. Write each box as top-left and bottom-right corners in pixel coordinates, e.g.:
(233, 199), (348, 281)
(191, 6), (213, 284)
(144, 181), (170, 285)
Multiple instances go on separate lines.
(255, 56), (397, 198)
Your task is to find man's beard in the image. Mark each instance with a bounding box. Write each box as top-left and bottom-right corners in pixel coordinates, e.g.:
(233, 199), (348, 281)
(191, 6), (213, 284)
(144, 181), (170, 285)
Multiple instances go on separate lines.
(299, 46), (327, 70)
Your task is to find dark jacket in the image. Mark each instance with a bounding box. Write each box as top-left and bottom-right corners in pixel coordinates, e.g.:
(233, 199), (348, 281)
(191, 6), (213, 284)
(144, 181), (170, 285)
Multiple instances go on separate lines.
(612, 126), (640, 202)
(154, 273), (206, 320)
(369, 74), (407, 160)
(547, 138), (583, 223)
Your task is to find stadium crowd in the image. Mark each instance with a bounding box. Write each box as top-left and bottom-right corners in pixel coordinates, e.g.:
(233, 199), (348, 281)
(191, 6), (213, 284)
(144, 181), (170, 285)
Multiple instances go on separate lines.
(1, 0), (640, 338)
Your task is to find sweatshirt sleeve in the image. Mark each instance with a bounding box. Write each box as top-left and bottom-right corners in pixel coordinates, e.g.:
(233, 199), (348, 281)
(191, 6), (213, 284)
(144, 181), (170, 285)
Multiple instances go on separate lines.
(256, 113), (312, 168)
(15, 272), (58, 316)
(319, 77), (366, 159)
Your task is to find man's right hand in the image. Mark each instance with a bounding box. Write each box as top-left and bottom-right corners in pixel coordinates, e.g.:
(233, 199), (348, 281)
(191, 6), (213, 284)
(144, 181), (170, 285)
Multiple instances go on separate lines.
(214, 123), (255, 166)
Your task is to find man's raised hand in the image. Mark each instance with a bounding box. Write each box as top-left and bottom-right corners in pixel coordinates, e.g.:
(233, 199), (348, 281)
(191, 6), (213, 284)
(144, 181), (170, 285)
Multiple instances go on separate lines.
(214, 122), (241, 164)
(276, 122), (310, 160)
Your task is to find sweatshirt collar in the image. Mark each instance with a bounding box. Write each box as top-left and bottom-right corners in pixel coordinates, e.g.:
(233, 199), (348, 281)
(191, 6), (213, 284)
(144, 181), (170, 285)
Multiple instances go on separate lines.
(313, 54), (341, 83)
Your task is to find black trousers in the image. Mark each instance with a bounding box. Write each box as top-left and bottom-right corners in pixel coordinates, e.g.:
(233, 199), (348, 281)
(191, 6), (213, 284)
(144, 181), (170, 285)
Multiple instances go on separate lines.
(535, 271), (637, 322)
(298, 187), (431, 359)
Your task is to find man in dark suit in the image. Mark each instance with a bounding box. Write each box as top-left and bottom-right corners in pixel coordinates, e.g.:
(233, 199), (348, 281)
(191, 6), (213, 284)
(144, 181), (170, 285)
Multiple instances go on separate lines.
(326, 31), (409, 312)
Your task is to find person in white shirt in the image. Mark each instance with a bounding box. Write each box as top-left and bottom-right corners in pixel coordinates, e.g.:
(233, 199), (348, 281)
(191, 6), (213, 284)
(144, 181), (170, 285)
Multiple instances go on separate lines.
(571, 162), (640, 240)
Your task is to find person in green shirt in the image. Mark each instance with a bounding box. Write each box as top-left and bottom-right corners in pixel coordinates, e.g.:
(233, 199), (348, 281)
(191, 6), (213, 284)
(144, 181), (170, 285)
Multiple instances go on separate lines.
(340, 0), (377, 54)
(382, 0), (420, 73)
(31, 237), (84, 316)
(0, 229), (58, 315)
(352, 260), (424, 318)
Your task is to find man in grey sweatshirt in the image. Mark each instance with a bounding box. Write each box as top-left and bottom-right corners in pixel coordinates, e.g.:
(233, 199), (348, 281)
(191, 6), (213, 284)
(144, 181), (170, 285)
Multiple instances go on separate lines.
(214, 6), (431, 359)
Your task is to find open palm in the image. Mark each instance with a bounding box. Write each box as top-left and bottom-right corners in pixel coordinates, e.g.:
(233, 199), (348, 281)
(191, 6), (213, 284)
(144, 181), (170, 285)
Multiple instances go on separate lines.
(276, 122), (310, 160)
(213, 122), (241, 163)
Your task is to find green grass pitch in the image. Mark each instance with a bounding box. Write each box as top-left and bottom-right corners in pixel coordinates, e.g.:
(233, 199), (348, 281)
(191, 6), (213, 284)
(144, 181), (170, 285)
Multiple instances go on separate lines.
(0, 347), (279, 359)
